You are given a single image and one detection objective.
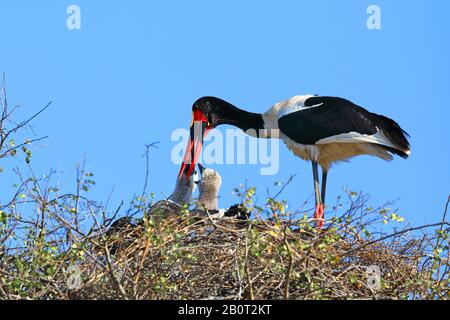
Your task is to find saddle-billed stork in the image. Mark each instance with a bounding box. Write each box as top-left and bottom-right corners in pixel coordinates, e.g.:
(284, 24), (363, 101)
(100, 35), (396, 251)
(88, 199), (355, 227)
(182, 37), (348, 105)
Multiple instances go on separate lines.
(179, 95), (410, 228)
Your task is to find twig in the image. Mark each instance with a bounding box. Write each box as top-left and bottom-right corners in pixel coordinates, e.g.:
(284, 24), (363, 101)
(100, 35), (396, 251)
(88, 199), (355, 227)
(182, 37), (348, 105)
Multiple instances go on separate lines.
(141, 142), (159, 198)
(104, 244), (128, 300)
(346, 221), (450, 255)
(282, 225), (294, 299)
(244, 223), (255, 300)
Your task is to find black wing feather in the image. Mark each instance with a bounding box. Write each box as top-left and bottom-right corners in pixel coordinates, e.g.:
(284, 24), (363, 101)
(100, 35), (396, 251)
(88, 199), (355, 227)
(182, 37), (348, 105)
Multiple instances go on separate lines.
(278, 96), (410, 155)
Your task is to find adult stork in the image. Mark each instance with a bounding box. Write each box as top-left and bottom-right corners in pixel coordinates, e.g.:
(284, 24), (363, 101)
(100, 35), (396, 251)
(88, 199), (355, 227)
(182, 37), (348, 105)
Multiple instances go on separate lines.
(179, 95), (410, 228)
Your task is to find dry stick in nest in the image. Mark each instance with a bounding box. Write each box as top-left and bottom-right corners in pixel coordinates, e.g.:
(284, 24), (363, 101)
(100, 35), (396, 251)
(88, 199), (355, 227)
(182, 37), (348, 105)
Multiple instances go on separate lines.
(104, 243), (128, 299)
(282, 224), (295, 299)
(133, 230), (152, 299)
(244, 221), (255, 300)
(434, 196), (450, 289)
(233, 238), (244, 300)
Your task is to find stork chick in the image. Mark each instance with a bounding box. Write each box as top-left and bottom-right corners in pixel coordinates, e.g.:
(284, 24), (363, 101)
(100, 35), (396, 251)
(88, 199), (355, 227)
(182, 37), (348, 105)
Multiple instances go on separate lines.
(168, 170), (198, 206)
(194, 164), (250, 223)
(149, 169), (198, 216)
(195, 164), (222, 212)
(105, 170), (198, 255)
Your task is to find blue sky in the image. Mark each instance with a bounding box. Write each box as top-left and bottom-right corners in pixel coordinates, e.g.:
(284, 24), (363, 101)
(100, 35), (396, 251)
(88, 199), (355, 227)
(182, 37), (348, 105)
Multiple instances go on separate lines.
(0, 0), (449, 227)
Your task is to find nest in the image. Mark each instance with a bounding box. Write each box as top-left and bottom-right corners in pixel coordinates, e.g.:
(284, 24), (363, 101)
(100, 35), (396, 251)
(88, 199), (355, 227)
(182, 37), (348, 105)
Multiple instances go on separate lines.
(65, 212), (430, 300)
(2, 193), (448, 300)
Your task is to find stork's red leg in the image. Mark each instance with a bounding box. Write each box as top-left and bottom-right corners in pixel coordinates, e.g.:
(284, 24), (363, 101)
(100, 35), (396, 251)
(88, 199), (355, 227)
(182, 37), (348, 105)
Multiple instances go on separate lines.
(311, 161), (324, 229)
(314, 203), (324, 229)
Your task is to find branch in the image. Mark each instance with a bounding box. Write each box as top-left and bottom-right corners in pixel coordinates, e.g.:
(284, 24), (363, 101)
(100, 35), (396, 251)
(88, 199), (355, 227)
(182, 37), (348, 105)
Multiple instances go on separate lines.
(140, 142), (159, 197)
(346, 221), (450, 255)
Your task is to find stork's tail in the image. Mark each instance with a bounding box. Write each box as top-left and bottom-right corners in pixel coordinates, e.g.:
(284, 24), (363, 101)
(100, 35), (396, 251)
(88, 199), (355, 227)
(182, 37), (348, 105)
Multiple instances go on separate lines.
(374, 114), (411, 158)
(381, 145), (410, 159)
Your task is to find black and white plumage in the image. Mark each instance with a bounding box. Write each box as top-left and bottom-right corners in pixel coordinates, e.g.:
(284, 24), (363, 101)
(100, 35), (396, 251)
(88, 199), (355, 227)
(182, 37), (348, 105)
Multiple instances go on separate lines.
(266, 95), (410, 169)
(181, 94), (411, 228)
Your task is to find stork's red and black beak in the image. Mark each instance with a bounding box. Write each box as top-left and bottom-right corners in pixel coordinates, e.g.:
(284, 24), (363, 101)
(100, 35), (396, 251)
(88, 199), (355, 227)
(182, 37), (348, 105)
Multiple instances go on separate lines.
(178, 110), (212, 179)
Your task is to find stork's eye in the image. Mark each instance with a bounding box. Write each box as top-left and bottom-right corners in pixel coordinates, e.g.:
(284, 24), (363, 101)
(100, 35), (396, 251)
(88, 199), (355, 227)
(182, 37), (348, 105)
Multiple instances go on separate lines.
(207, 116), (213, 127)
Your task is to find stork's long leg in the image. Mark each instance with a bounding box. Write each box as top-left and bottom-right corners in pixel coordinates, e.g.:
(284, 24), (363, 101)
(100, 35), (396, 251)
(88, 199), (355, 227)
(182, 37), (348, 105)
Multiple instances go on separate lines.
(321, 169), (328, 207)
(312, 161), (321, 206)
(312, 161), (324, 229)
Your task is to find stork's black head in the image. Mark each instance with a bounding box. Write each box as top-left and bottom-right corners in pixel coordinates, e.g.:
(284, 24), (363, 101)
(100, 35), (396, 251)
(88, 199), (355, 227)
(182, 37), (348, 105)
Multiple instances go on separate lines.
(179, 96), (264, 179)
(192, 96), (240, 128)
(178, 97), (225, 179)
